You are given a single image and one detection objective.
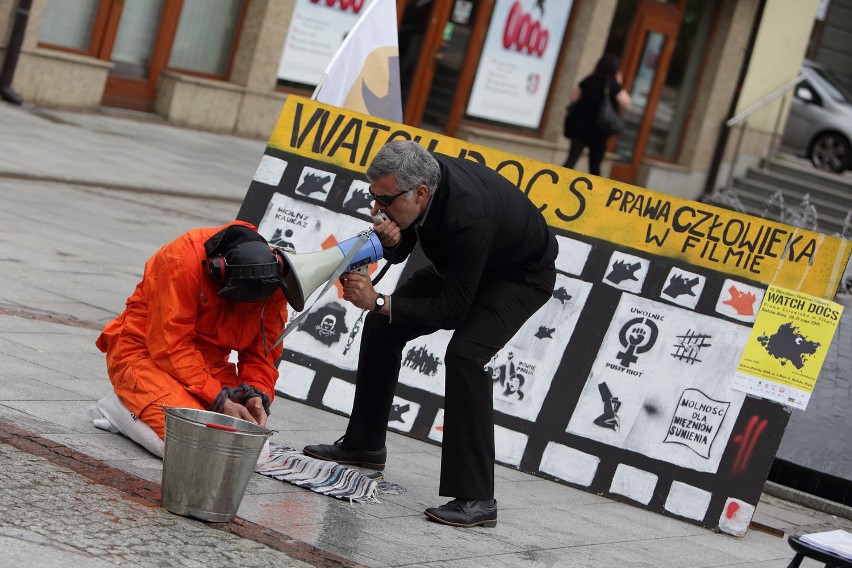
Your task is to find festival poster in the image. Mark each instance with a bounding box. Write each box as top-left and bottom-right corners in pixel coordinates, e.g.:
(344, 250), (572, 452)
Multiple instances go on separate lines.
(465, 0), (572, 128)
(566, 295), (749, 473)
(732, 285), (842, 410)
(276, 0), (367, 86)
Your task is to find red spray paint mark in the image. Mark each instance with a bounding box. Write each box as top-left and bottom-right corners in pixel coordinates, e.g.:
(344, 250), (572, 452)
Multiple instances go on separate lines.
(731, 415), (768, 474)
(725, 500), (740, 519)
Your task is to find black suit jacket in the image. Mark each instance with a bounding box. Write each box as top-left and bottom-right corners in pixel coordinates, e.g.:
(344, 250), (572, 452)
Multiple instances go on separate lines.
(385, 153), (557, 328)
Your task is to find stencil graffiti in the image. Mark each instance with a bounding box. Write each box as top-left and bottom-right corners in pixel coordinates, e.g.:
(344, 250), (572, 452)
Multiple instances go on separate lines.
(603, 252), (648, 293)
(664, 389), (730, 458)
(663, 274), (700, 298)
(535, 326), (555, 339)
(342, 310), (366, 356)
(495, 358), (535, 403)
(553, 287), (572, 304)
(723, 286), (756, 316)
(389, 402), (410, 423)
(593, 382), (621, 431)
(343, 180), (373, 213)
(607, 260), (642, 284)
(567, 295), (747, 473)
(296, 168), (334, 198)
(501, 373), (526, 400)
(671, 330), (712, 364)
(487, 352), (515, 386)
(299, 302), (349, 345)
(757, 322), (820, 369)
(715, 280), (765, 323)
(661, 268), (705, 309)
(615, 316), (659, 368)
(269, 227), (296, 250)
(403, 346), (442, 376)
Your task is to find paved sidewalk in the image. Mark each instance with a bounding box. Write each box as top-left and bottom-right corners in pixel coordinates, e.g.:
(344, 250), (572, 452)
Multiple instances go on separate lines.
(0, 101), (850, 567)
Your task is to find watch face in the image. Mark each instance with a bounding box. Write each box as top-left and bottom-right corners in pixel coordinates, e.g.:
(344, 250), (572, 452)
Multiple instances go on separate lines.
(376, 296), (385, 307)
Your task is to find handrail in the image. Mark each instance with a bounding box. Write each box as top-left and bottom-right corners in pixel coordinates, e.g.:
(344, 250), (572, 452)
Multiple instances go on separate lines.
(720, 72), (807, 193)
(726, 73), (805, 127)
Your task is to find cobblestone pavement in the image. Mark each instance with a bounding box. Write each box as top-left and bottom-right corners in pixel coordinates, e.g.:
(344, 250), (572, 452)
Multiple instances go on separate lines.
(0, 442), (320, 568)
(0, 413), (360, 568)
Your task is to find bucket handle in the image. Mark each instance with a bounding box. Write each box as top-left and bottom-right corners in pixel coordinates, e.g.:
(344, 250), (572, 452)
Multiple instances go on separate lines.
(205, 422), (238, 432)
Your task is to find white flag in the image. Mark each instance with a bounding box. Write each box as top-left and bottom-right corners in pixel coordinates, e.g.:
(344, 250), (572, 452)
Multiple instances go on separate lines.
(312, 0), (403, 122)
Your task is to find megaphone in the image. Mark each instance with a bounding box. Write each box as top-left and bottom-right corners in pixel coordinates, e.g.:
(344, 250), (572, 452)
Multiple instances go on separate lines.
(277, 231), (383, 312)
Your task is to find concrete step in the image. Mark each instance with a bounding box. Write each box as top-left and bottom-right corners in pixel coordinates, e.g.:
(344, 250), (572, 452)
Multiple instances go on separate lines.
(733, 175), (851, 221)
(748, 165), (852, 207)
(731, 178), (848, 235)
(766, 158), (852, 195)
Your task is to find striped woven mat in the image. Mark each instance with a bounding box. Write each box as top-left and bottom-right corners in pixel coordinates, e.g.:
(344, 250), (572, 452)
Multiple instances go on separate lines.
(255, 444), (406, 503)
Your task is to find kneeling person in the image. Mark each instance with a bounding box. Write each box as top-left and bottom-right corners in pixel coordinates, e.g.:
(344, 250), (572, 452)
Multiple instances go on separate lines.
(92, 221), (289, 455)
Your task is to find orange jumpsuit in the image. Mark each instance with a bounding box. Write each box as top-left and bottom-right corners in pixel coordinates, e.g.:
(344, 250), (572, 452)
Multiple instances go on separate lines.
(96, 221), (288, 438)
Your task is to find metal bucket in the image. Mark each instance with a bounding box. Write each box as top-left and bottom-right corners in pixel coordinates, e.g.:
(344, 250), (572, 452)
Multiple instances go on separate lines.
(161, 407), (272, 522)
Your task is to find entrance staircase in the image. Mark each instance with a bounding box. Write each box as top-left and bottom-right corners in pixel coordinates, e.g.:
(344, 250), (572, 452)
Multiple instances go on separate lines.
(720, 155), (852, 238)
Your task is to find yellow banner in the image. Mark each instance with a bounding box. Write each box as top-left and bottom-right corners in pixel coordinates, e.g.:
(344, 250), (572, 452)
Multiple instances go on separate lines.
(269, 96), (851, 298)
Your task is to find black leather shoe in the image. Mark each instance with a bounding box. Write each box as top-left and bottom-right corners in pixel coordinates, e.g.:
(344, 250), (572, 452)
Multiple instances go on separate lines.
(424, 498), (497, 528)
(303, 437), (386, 470)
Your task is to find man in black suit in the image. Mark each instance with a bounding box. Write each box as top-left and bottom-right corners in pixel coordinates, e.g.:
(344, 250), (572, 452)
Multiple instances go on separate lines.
(304, 140), (557, 527)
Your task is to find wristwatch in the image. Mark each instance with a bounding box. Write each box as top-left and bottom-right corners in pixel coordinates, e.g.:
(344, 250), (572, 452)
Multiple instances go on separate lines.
(373, 294), (386, 312)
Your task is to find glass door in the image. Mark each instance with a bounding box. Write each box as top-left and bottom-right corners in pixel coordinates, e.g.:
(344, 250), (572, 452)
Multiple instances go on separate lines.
(100, 0), (182, 110)
(608, 0), (682, 182)
(397, 0), (485, 134)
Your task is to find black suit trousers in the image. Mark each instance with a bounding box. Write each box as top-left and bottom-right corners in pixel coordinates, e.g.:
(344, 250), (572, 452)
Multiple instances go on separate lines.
(344, 267), (553, 499)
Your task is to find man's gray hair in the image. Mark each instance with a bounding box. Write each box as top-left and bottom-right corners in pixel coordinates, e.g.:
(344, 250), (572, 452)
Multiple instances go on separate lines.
(366, 140), (440, 195)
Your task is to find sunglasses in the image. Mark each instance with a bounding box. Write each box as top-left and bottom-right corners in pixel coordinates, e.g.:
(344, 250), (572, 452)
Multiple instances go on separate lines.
(369, 187), (413, 207)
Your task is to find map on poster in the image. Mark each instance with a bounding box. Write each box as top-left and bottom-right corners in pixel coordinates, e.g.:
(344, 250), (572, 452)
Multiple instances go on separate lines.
(732, 285), (843, 410)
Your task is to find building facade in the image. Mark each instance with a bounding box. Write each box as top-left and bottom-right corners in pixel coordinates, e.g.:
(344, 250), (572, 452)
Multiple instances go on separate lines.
(0, 0), (819, 200)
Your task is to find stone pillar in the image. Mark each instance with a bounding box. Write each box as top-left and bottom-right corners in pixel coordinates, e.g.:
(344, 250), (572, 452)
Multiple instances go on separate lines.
(229, 0), (294, 91)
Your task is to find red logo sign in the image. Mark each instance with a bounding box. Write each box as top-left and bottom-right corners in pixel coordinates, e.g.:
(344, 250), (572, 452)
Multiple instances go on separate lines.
(310, 0), (365, 13)
(503, 1), (549, 57)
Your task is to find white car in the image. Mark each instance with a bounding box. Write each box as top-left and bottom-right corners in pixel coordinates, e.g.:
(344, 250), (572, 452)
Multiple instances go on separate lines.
(782, 60), (852, 173)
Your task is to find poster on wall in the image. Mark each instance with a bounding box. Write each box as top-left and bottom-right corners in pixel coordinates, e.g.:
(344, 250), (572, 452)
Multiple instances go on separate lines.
(732, 285), (842, 409)
(465, 0), (572, 128)
(276, 0), (369, 86)
(237, 95), (852, 534)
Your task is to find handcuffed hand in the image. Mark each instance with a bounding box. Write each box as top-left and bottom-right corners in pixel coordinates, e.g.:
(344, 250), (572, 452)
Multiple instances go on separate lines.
(243, 396), (268, 427)
(221, 398), (257, 424)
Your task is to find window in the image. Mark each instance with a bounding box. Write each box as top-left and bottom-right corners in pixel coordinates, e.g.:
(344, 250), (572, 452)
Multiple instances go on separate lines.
(39, 0), (101, 53)
(167, 0), (244, 76)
